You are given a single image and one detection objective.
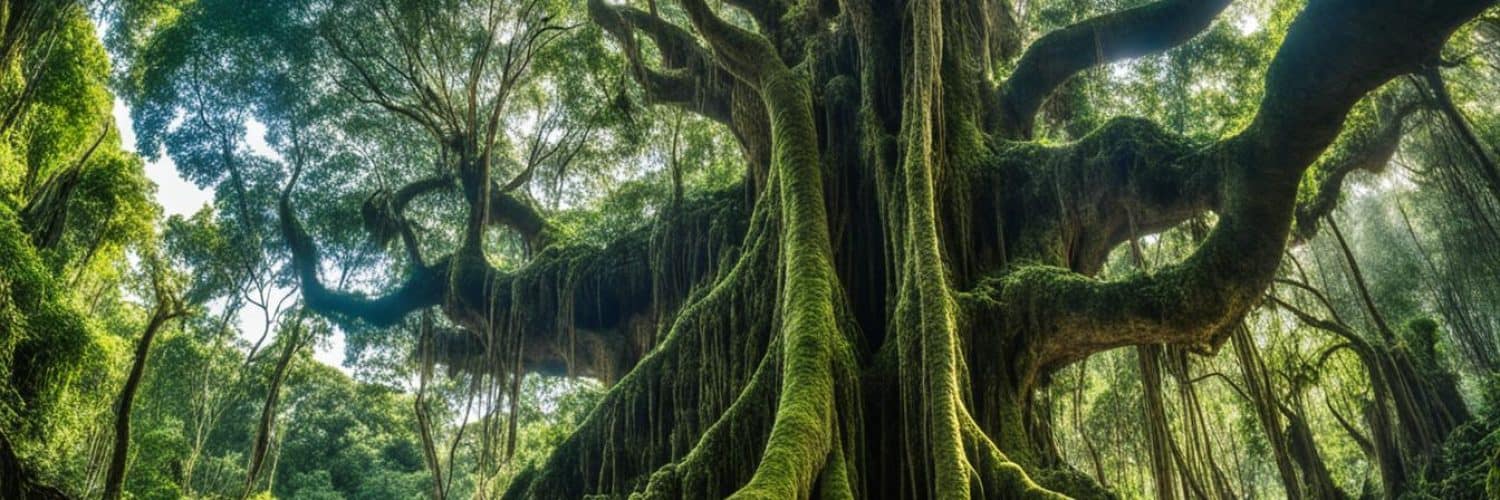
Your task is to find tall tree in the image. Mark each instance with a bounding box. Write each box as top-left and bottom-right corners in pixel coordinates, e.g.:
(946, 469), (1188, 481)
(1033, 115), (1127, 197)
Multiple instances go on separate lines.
(102, 249), (189, 500)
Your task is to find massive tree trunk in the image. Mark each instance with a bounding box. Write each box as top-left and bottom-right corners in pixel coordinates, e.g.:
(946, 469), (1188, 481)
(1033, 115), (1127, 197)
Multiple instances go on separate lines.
(277, 0), (1494, 497)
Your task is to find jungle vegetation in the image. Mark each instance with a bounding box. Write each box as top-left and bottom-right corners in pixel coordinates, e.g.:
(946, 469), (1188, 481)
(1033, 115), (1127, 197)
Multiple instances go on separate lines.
(1, 0), (1500, 498)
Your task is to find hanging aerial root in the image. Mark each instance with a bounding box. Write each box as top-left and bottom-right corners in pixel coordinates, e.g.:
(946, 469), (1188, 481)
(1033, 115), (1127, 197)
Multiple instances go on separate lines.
(504, 188), (778, 498)
(628, 311), (864, 498)
(960, 410), (1064, 500)
(888, 0), (974, 495)
(631, 333), (782, 499)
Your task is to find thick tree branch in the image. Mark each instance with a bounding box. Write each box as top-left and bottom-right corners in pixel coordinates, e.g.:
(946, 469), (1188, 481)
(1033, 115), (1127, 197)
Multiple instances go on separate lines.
(361, 176), (455, 254)
(363, 175), (553, 253)
(487, 184), (553, 249)
(995, 0), (1232, 138)
(1294, 97), (1425, 239)
(588, 0), (736, 125)
(676, 0), (783, 85)
(987, 0), (1491, 372)
(989, 117), (1219, 274)
(280, 175), (446, 328)
(588, 0), (781, 185)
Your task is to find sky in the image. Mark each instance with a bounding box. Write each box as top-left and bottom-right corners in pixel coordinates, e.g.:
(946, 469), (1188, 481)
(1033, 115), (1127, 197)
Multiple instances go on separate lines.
(110, 99), (349, 371)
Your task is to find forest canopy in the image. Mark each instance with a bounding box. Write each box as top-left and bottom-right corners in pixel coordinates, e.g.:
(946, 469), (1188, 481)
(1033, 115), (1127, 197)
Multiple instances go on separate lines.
(1, 0), (1500, 498)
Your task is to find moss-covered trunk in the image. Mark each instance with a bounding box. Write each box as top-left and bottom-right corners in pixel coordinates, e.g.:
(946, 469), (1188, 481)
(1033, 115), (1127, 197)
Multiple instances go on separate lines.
(274, 0), (1489, 497)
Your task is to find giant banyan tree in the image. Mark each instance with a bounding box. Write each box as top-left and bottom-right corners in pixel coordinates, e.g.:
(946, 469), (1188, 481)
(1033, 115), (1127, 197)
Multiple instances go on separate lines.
(275, 0), (1496, 497)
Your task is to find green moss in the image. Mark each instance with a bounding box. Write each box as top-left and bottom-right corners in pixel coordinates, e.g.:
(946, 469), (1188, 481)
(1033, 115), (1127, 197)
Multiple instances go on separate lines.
(728, 65), (845, 500)
(510, 177), (787, 498)
(0, 203), (103, 461)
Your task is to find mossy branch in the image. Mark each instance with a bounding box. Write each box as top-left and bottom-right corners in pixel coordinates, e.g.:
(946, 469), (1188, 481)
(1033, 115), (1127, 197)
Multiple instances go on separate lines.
(587, 0), (737, 125)
(676, 0), (782, 86)
(982, 0), (1490, 374)
(995, 0), (1232, 139)
(1294, 96), (1425, 239)
(988, 117), (1216, 275)
(280, 178), (448, 328)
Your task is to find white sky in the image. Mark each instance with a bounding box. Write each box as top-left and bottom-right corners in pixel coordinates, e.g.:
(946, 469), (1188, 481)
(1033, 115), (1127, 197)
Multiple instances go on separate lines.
(111, 99), (348, 371)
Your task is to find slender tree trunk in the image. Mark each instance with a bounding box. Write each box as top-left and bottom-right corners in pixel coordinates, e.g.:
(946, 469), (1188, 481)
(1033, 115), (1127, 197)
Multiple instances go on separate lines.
(241, 314), (306, 499)
(103, 305), (179, 500)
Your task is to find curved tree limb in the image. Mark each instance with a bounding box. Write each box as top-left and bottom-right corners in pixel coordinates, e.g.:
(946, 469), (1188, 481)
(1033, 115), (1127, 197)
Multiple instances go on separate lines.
(487, 184), (553, 249)
(1265, 295), (1361, 345)
(1294, 97), (1425, 239)
(364, 174), (553, 252)
(995, 0), (1233, 138)
(1272, 277), (1345, 325)
(992, 0), (1491, 372)
(588, 0), (737, 125)
(280, 171), (447, 328)
(1188, 372), (1251, 403)
(989, 117), (1219, 274)
(676, 0), (783, 86)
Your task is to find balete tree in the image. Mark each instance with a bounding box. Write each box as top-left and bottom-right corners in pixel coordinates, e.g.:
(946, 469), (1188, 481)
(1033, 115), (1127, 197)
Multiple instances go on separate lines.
(103, 0), (1500, 498)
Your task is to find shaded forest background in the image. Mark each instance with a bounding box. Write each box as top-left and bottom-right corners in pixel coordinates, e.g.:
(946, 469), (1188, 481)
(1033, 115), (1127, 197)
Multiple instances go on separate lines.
(0, 0), (1497, 498)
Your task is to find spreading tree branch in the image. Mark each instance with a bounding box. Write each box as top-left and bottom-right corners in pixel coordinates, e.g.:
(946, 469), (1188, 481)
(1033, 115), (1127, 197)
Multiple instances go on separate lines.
(1294, 97), (1425, 238)
(587, 0), (736, 125)
(992, 117), (1219, 274)
(279, 169), (446, 328)
(995, 0), (1232, 138)
(363, 174), (553, 255)
(989, 0), (1491, 371)
(676, 0), (784, 85)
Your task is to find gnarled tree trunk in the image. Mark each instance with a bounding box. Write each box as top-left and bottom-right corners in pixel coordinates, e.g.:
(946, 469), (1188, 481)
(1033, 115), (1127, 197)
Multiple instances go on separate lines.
(277, 0), (1494, 497)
